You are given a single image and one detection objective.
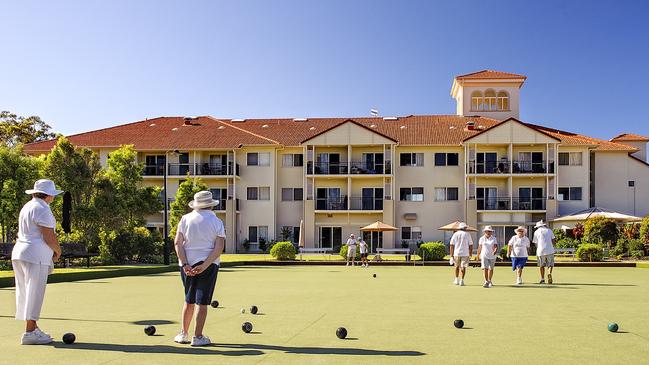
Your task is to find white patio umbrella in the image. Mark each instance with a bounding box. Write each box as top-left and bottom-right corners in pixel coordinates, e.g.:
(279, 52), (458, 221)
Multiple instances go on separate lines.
(298, 219), (305, 248)
(552, 207), (643, 223)
(438, 221), (478, 232)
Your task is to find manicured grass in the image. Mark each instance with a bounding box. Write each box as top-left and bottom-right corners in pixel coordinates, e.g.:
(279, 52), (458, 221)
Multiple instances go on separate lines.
(1, 266), (648, 364)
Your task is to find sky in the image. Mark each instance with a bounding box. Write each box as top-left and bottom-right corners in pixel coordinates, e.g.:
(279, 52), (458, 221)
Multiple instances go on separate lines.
(1, 0), (648, 140)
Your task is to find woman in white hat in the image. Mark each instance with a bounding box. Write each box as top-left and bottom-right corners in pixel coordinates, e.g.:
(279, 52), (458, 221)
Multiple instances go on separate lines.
(173, 190), (225, 347)
(12, 179), (64, 345)
(476, 226), (498, 288)
(507, 226), (531, 285)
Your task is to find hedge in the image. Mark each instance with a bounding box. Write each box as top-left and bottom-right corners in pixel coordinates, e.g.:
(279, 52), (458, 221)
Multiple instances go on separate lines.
(270, 241), (296, 261)
(576, 243), (604, 262)
(417, 242), (446, 260)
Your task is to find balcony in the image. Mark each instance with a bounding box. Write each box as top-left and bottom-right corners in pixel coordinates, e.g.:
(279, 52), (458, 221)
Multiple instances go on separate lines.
(143, 163), (240, 176)
(350, 161), (392, 175)
(467, 160), (555, 174)
(477, 196), (547, 211)
(307, 162), (349, 175)
(315, 197), (385, 211)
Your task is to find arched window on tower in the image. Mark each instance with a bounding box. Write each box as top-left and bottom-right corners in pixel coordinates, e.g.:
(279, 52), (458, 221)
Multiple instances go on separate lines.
(497, 91), (509, 111)
(471, 91), (483, 111)
(484, 89), (497, 111)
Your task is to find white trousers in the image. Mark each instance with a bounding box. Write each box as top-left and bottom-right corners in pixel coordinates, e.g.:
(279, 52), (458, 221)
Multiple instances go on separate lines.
(12, 260), (50, 321)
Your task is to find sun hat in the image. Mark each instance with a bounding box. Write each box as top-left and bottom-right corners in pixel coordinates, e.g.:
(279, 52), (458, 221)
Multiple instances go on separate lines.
(25, 179), (64, 196)
(483, 225), (494, 232)
(188, 190), (219, 209)
(534, 220), (547, 229)
(458, 222), (468, 230)
(515, 226), (527, 234)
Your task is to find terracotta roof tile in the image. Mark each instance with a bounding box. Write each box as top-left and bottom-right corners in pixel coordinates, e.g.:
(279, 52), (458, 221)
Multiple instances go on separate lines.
(610, 133), (649, 142)
(455, 70), (527, 80)
(524, 123), (638, 151)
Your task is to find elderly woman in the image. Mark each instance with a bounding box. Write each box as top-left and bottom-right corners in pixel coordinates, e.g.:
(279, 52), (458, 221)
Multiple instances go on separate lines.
(173, 190), (225, 347)
(476, 226), (498, 288)
(507, 226), (531, 285)
(12, 179), (63, 345)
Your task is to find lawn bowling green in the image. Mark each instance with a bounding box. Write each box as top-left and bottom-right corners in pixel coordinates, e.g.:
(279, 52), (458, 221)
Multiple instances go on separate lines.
(1, 266), (649, 364)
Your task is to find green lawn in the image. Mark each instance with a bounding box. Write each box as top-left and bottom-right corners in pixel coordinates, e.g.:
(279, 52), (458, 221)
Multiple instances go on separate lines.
(1, 265), (648, 364)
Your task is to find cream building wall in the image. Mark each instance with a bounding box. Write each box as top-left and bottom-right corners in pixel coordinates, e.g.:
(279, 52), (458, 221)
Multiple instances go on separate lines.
(455, 82), (522, 120)
(593, 152), (649, 217)
(556, 146), (591, 216)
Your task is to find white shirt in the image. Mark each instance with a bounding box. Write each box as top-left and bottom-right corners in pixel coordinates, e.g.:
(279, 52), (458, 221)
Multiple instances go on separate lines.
(346, 238), (357, 246)
(176, 210), (226, 266)
(450, 230), (473, 257)
(533, 227), (556, 256)
(12, 198), (57, 266)
(508, 235), (530, 257)
(478, 235), (498, 260)
(359, 240), (368, 253)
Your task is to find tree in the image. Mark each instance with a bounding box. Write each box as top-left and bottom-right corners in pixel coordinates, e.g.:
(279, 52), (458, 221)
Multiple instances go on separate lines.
(0, 145), (42, 242)
(169, 177), (208, 238)
(584, 216), (619, 247)
(0, 111), (57, 147)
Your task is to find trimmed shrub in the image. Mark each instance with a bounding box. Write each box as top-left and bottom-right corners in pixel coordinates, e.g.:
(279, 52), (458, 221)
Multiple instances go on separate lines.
(556, 237), (579, 249)
(270, 241), (296, 260)
(584, 217), (618, 247)
(576, 243), (604, 262)
(417, 242), (446, 260)
(339, 244), (361, 260)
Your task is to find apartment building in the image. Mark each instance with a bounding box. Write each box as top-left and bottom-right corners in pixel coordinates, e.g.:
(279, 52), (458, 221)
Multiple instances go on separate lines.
(24, 70), (649, 252)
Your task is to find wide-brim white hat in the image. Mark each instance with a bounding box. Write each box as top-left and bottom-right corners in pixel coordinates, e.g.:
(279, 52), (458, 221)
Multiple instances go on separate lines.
(483, 225), (495, 232)
(188, 190), (219, 209)
(25, 179), (64, 196)
(458, 222), (468, 230)
(534, 220), (547, 229)
(515, 226), (527, 233)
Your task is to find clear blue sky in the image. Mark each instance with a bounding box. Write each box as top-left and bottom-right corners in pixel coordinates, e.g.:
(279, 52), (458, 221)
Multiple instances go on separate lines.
(2, 0), (648, 139)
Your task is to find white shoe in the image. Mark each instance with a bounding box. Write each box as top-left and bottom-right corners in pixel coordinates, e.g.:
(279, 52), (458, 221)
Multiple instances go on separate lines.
(516, 277), (522, 285)
(174, 331), (190, 344)
(459, 280), (465, 286)
(21, 331), (53, 345)
(483, 281), (489, 288)
(191, 335), (211, 347)
(488, 281), (493, 288)
(346, 263), (349, 266)
(33, 328), (52, 341)
(453, 278), (459, 285)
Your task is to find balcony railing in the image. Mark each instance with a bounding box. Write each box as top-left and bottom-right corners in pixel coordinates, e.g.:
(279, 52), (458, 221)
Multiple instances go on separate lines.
(477, 196), (547, 211)
(315, 197), (385, 211)
(350, 161), (392, 175)
(143, 163), (240, 176)
(307, 162), (349, 175)
(467, 160), (555, 174)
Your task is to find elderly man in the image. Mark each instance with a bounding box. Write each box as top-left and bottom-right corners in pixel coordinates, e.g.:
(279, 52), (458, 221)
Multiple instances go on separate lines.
(345, 234), (357, 266)
(449, 222), (474, 286)
(533, 220), (556, 284)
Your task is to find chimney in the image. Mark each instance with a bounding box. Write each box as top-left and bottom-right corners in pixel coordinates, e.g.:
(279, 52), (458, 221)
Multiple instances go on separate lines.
(183, 117), (194, 126)
(465, 120), (476, 131)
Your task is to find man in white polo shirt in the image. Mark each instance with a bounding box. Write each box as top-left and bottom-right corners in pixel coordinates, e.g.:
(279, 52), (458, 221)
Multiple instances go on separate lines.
(449, 222), (473, 286)
(345, 234), (357, 266)
(532, 220), (556, 284)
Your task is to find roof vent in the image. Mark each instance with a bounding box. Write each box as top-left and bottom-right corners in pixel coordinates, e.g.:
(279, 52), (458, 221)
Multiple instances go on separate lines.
(149, 123), (156, 127)
(183, 117), (196, 126)
(370, 124), (377, 128)
(262, 124), (269, 128)
(218, 126), (225, 130)
(400, 125), (407, 129)
(231, 118), (246, 123)
(383, 116), (398, 121)
(465, 120), (476, 131)
(293, 118), (308, 122)
(309, 127), (316, 131)
(172, 127), (179, 131)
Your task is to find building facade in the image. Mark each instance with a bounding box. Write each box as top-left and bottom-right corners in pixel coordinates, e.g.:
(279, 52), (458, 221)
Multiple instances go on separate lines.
(24, 70), (649, 253)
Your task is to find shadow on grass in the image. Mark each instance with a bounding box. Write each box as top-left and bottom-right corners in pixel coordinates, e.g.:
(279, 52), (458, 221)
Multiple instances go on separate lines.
(503, 285), (578, 290)
(215, 343), (425, 357)
(132, 320), (176, 326)
(550, 283), (636, 287)
(52, 342), (263, 356)
(0, 315), (176, 326)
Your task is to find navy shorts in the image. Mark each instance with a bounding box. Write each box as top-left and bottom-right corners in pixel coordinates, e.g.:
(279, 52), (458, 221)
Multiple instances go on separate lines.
(180, 261), (219, 305)
(511, 257), (528, 271)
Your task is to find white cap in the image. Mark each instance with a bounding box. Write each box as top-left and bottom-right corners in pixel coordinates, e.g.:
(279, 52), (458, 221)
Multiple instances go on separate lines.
(458, 222), (468, 230)
(483, 225), (494, 232)
(25, 179), (64, 196)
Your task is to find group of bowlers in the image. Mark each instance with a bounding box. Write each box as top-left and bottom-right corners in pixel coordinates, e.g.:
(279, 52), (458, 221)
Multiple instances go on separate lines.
(449, 221), (556, 287)
(344, 234), (370, 267)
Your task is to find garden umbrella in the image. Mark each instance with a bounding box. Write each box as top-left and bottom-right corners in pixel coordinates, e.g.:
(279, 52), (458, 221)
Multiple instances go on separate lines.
(552, 207), (642, 223)
(298, 219), (305, 248)
(438, 221), (478, 232)
(360, 221), (398, 232)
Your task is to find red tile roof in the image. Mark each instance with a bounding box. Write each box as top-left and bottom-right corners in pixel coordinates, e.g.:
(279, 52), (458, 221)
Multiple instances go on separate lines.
(22, 114), (636, 153)
(610, 133), (649, 142)
(455, 70), (527, 80)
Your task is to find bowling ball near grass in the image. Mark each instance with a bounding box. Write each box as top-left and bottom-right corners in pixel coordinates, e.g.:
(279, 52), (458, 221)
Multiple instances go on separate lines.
(250, 305), (258, 314)
(242, 322), (253, 333)
(454, 319), (464, 329)
(62, 333), (76, 344)
(608, 323), (619, 332)
(240, 308), (246, 314)
(211, 300), (219, 308)
(144, 325), (156, 336)
(373, 274), (376, 278)
(336, 327), (347, 339)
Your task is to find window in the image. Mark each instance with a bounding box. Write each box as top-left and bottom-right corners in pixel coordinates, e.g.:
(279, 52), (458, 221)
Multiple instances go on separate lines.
(281, 226), (301, 243)
(497, 91), (509, 110)
(558, 187), (582, 201)
(471, 90), (509, 111)
(558, 152), (583, 166)
(247, 187), (270, 200)
(434, 153), (459, 166)
(471, 91), (483, 111)
(247, 152), (270, 166)
(320, 226), (342, 248)
(484, 89), (497, 111)
(282, 188), (303, 201)
(435, 187), (459, 201)
(400, 153), (424, 167)
(248, 226), (268, 243)
(400, 187), (424, 201)
(282, 153), (303, 167)
(401, 226), (422, 241)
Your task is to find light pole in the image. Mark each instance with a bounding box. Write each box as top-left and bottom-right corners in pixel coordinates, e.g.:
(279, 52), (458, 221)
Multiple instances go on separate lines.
(163, 149), (180, 265)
